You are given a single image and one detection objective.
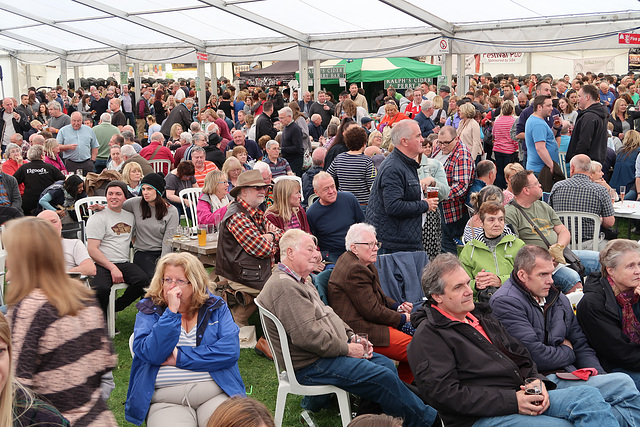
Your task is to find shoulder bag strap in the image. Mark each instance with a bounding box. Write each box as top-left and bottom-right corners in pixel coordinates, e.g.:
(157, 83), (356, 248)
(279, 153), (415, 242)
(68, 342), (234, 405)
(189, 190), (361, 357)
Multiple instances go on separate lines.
(510, 200), (553, 248)
(149, 144), (162, 161)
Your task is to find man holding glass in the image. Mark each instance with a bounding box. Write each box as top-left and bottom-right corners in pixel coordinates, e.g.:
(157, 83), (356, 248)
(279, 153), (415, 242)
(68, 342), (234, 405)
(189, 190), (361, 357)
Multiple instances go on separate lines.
(490, 245), (640, 426)
(257, 229), (439, 426)
(408, 252), (619, 426)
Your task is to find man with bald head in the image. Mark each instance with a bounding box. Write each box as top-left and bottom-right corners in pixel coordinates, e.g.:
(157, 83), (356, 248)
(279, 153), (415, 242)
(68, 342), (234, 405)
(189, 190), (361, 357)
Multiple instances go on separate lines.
(57, 111), (99, 175)
(139, 131), (174, 175)
(549, 154), (614, 249)
(38, 210), (96, 276)
(599, 81), (616, 113)
(0, 97), (30, 154)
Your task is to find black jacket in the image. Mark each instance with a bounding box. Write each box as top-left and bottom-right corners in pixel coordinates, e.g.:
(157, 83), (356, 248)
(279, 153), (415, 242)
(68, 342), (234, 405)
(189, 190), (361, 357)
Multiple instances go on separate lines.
(205, 134), (227, 169)
(255, 112), (277, 142)
(566, 103), (609, 163)
(0, 108), (30, 142)
(608, 110), (640, 138)
(160, 103), (193, 139)
(407, 302), (552, 427)
(576, 273), (640, 372)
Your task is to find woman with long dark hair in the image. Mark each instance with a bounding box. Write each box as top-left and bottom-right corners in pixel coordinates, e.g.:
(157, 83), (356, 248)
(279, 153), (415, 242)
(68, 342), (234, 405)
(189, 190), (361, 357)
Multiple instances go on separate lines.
(123, 173), (179, 278)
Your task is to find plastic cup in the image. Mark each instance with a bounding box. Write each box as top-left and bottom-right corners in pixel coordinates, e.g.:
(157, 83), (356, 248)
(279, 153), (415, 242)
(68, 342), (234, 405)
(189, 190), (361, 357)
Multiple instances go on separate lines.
(524, 378), (543, 406)
(198, 225), (207, 246)
(355, 333), (369, 358)
(426, 186), (438, 199)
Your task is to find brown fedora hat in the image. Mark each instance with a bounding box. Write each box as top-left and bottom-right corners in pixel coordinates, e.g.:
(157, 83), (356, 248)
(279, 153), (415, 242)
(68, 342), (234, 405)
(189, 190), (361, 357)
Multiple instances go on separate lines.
(229, 169), (269, 198)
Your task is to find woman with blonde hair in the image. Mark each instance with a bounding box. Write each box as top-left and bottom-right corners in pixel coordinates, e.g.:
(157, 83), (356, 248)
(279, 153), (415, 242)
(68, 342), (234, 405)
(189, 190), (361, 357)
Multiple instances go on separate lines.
(457, 102), (483, 162)
(222, 157), (243, 193)
(431, 95), (447, 126)
(609, 97), (640, 140)
(502, 162), (524, 204)
(206, 396), (274, 427)
(42, 138), (67, 173)
(289, 101), (311, 153)
(0, 312), (70, 426)
(197, 170), (231, 225)
(492, 100), (519, 188)
(368, 129), (383, 148)
(169, 123), (183, 145)
(123, 161), (144, 196)
(444, 95), (461, 128)
(265, 178), (311, 233)
(5, 217), (116, 425)
(125, 252), (245, 426)
(611, 129), (640, 200)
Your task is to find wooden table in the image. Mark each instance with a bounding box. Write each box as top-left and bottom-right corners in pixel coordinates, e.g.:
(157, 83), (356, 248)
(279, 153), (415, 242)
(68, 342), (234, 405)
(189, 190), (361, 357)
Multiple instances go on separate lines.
(171, 237), (218, 256)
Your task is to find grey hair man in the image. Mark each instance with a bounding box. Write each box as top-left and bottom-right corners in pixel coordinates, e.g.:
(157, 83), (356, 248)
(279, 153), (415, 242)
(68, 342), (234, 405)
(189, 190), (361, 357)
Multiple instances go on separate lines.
(366, 120), (435, 253)
(121, 130), (142, 153)
(46, 100), (70, 136)
(407, 253), (618, 427)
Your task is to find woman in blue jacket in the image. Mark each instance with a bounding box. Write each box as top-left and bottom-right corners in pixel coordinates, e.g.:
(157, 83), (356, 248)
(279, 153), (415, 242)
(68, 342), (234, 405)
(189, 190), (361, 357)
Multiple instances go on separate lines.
(125, 252), (245, 426)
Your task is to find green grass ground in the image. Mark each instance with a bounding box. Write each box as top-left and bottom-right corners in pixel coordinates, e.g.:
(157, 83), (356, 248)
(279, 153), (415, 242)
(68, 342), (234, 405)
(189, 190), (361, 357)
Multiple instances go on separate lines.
(107, 219), (640, 426)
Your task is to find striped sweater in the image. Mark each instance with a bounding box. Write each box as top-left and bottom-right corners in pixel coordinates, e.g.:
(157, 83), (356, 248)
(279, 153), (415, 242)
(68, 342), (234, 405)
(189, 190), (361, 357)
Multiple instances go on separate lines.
(8, 289), (117, 427)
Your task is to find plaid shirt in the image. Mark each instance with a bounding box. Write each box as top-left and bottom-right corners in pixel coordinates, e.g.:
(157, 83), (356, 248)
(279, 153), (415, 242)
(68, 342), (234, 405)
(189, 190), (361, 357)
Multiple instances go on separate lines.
(549, 173), (614, 241)
(433, 141), (475, 223)
(226, 198), (283, 259)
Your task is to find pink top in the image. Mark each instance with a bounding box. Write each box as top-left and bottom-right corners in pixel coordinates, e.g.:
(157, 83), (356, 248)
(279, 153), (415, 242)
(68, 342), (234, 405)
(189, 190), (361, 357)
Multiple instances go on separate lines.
(44, 154), (67, 173)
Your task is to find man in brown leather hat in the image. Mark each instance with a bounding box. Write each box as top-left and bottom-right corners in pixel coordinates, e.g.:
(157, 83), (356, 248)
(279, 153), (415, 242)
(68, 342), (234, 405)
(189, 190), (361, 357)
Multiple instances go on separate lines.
(215, 169), (283, 357)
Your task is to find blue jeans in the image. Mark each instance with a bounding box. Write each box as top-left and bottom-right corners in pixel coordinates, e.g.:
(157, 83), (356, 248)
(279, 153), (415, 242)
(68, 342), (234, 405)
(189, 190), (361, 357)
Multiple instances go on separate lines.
(296, 353), (437, 427)
(548, 372), (640, 426)
(612, 368), (640, 392)
(472, 385), (617, 426)
(124, 111), (136, 127)
(552, 250), (601, 293)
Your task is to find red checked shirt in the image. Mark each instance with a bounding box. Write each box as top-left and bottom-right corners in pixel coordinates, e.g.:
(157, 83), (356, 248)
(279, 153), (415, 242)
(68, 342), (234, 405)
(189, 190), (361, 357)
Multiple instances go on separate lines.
(433, 141), (475, 224)
(226, 199), (283, 260)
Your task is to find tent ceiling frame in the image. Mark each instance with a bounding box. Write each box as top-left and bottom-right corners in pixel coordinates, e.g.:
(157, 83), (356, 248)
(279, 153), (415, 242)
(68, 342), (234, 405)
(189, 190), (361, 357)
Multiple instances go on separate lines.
(0, 4), (127, 52)
(378, 0), (454, 36)
(197, 0), (309, 44)
(72, 0), (207, 51)
(0, 30), (66, 55)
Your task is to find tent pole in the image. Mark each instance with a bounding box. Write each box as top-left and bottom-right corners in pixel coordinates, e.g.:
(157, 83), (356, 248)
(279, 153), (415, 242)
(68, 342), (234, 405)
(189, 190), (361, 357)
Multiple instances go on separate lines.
(210, 62), (217, 98)
(444, 54), (452, 90)
(73, 66), (80, 91)
(299, 45), (309, 100)
(133, 62), (140, 108)
(10, 56), (19, 100)
(526, 53), (532, 76)
(60, 57), (68, 90)
(313, 60), (321, 99)
(197, 58), (206, 114)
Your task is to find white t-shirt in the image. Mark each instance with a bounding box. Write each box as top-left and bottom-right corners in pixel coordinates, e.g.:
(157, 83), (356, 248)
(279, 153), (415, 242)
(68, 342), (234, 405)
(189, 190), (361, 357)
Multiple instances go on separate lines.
(62, 238), (91, 270)
(86, 208), (135, 264)
(2, 112), (15, 146)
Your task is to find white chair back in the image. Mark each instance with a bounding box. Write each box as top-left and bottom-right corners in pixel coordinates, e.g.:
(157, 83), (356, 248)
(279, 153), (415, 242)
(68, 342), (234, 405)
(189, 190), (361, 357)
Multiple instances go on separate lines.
(75, 196), (108, 229)
(555, 211), (601, 252)
(149, 159), (172, 176)
(558, 152), (569, 178)
(566, 290), (584, 314)
(255, 299), (351, 426)
(179, 188), (203, 229)
(273, 175), (304, 202)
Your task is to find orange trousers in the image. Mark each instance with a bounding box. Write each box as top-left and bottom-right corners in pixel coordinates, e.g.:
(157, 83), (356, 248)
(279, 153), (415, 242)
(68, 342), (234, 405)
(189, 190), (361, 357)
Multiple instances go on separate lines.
(373, 326), (414, 384)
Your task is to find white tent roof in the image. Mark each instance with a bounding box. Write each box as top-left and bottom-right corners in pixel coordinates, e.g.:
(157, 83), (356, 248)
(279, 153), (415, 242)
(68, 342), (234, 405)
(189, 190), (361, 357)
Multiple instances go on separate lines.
(0, 0), (639, 64)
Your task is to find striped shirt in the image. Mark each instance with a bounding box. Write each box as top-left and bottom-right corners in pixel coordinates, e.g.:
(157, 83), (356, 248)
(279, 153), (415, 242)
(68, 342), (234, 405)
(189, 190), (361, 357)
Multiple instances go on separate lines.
(327, 152), (376, 205)
(265, 157), (292, 178)
(155, 326), (213, 388)
(194, 161), (218, 187)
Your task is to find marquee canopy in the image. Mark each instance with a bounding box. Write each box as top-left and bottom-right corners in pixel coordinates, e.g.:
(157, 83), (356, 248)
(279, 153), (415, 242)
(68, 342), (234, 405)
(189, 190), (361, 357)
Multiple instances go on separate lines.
(0, 0), (638, 65)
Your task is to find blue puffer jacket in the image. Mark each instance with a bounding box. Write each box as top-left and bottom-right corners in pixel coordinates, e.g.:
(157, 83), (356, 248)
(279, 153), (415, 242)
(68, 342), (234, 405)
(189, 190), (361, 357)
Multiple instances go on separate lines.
(125, 295), (245, 426)
(490, 272), (604, 375)
(365, 148), (430, 252)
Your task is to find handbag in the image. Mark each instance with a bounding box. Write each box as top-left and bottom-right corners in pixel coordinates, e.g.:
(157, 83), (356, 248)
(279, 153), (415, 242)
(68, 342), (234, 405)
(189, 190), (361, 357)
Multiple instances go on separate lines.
(477, 286), (500, 303)
(302, 149), (312, 171)
(510, 201), (586, 279)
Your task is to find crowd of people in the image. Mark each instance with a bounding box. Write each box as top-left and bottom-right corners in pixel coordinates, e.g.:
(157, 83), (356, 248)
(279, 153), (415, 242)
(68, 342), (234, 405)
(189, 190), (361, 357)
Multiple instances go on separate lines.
(1, 69), (640, 426)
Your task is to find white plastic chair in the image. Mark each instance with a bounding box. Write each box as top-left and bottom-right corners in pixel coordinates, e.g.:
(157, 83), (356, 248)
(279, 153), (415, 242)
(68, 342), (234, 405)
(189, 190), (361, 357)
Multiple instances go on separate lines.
(558, 152), (569, 178)
(129, 333), (135, 357)
(555, 211), (601, 251)
(566, 289), (584, 313)
(75, 196), (108, 231)
(179, 187), (202, 229)
(273, 175), (304, 202)
(107, 283), (128, 338)
(255, 300), (351, 427)
(149, 159), (172, 176)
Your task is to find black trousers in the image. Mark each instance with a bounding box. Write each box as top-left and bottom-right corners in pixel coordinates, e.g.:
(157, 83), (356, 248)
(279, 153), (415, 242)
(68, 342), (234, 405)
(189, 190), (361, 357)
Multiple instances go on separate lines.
(133, 250), (162, 279)
(92, 262), (150, 314)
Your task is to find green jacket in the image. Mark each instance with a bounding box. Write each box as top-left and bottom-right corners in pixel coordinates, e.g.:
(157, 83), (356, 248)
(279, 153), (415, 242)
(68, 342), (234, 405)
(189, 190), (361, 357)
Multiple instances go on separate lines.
(459, 231), (525, 297)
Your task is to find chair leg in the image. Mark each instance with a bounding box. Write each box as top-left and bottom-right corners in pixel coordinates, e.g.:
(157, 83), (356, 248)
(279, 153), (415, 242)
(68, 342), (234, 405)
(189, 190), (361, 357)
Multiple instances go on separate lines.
(336, 390), (352, 426)
(274, 386), (289, 427)
(108, 287), (116, 338)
